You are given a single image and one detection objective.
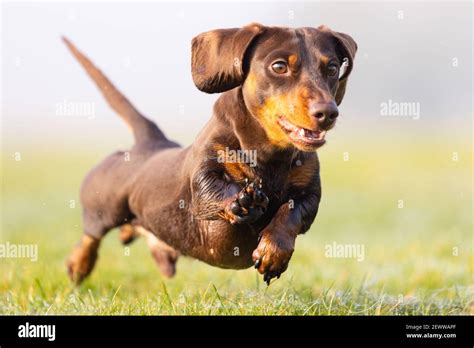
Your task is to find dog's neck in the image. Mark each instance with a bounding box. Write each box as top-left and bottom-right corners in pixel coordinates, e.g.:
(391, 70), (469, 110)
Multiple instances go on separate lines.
(213, 88), (298, 165)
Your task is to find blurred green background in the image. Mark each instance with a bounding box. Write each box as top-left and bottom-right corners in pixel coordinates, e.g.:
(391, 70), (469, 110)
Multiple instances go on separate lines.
(1, 131), (472, 314)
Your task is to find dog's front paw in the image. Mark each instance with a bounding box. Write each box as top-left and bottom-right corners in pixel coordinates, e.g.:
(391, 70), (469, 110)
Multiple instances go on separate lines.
(252, 229), (295, 285)
(224, 179), (269, 224)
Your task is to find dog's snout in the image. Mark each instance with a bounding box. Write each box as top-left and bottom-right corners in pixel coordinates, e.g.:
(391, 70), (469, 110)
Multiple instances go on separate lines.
(309, 101), (339, 128)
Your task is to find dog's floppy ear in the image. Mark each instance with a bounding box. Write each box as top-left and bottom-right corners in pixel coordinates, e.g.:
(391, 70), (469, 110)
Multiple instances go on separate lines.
(318, 26), (357, 105)
(191, 23), (265, 94)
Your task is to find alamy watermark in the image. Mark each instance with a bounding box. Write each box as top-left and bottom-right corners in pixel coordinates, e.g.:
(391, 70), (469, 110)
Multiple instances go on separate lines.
(55, 99), (95, 119)
(325, 241), (365, 262)
(380, 99), (420, 120)
(217, 147), (257, 168)
(0, 242), (38, 262)
(18, 322), (55, 341)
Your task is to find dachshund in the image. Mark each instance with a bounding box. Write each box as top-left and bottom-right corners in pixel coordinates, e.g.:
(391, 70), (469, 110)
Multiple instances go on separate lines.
(64, 23), (357, 285)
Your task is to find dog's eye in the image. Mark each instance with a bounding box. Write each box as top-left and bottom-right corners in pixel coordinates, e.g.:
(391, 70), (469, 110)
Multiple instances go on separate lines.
(271, 61), (288, 74)
(327, 64), (339, 77)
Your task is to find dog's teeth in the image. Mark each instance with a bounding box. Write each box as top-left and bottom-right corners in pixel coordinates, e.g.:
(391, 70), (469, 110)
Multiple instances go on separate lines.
(298, 128), (305, 137)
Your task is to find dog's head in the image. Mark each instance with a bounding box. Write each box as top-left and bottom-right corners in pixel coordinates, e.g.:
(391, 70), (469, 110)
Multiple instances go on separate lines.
(191, 23), (357, 151)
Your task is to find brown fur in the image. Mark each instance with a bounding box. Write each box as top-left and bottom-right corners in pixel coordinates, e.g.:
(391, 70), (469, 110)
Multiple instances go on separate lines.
(64, 23), (357, 285)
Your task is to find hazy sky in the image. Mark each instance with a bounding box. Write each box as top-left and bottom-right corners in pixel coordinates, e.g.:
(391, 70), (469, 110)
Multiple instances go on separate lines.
(1, 1), (472, 149)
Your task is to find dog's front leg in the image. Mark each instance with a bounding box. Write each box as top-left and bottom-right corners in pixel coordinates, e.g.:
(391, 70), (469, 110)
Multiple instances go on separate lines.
(191, 164), (268, 224)
(252, 189), (321, 284)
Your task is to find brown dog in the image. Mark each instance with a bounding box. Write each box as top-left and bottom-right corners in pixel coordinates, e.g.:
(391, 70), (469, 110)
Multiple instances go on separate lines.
(64, 23), (357, 285)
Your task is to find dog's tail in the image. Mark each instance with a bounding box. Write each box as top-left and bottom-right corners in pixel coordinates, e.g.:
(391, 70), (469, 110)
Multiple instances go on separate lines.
(62, 37), (167, 144)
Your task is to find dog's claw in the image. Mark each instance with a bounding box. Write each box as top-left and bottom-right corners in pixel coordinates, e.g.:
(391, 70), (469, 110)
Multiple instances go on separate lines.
(230, 201), (242, 215)
(226, 178), (268, 225)
(254, 259), (261, 269)
(264, 273), (271, 286)
(238, 192), (253, 208)
(252, 228), (294, 286)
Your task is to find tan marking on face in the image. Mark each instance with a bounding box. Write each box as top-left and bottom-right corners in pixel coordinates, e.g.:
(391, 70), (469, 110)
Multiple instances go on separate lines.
(319, 55), (330, 64)
(254, 89), (319, 149)
(288, 54), (298, 67)
(244, 72), (257, 96)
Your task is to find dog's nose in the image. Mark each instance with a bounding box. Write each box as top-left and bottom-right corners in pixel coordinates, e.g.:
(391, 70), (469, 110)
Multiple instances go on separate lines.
(309, 101), (339, 128)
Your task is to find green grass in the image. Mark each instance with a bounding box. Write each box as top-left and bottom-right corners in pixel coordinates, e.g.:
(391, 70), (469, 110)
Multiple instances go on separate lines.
(1, 135), (473, 315)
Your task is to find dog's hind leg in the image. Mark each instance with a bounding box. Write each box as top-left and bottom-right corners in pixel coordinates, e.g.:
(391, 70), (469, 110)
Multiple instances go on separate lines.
(66, 234), (100, 285)
(66, 207), (120, 285)
(119, 223), (139, 245)
(67, 170), (133, 285)
(133, 226), (179, 278)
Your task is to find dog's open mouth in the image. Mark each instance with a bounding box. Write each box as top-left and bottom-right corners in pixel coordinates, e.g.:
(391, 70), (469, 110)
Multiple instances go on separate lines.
(278, 116), (326, 148)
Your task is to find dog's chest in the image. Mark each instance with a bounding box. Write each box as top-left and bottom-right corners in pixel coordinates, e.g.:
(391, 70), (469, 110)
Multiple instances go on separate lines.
(220, 148), (319, 206)
(249, 155), (313, 202)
